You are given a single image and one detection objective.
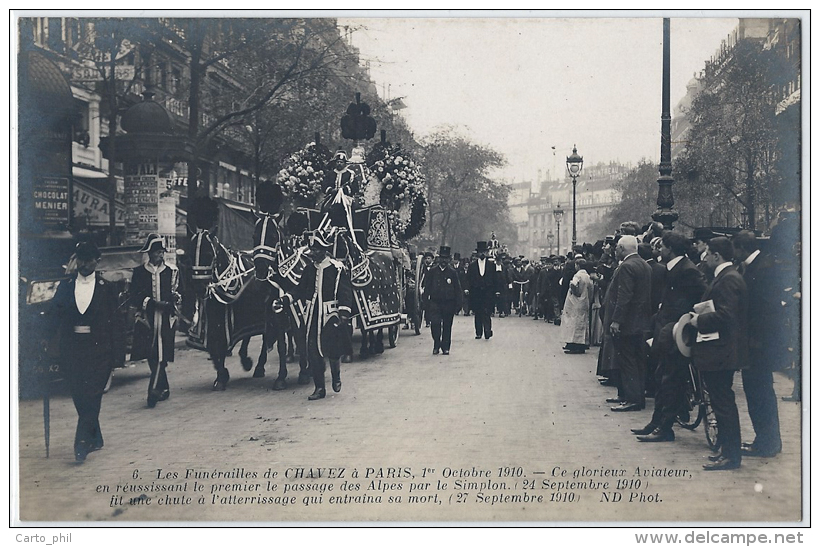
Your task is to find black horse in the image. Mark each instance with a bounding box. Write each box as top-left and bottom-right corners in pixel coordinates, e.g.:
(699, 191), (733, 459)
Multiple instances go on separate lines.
(190, 228), (269, 390)
(252, 212), (311, 389)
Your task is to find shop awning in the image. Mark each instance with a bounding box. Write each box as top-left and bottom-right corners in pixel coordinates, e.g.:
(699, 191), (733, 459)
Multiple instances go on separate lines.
(73, 165), (109, 179)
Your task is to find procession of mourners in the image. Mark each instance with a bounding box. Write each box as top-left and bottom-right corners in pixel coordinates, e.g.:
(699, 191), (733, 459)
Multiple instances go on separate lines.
(35, 105), (801, 471)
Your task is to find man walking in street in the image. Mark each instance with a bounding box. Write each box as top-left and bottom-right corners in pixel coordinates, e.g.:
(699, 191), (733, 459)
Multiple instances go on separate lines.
(466, 241), (500, 340)
(689, 236), (748, 470)
(423, 246), (463, 355)
(46, 241), (124, 462)
(732, 230), (783, 458)
(130, 234), (179, 409)
(604, 235), (653, 412)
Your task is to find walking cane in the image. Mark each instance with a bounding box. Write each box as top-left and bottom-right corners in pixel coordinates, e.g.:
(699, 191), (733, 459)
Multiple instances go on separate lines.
(43, 384), (50, 458)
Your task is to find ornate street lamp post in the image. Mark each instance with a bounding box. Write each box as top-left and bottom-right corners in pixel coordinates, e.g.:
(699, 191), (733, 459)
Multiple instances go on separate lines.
(566, 145), (583, 249)
(652, 18), (679, 229)
(553, 203), (564, 256)
(547, 230), (555, 256)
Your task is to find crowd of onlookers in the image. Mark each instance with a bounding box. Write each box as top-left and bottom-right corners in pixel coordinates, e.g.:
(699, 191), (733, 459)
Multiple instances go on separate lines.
(406, 211), (801, 471)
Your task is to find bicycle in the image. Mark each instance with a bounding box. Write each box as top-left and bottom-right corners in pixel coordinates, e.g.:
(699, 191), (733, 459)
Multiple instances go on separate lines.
(514, 280), (529, 317)
(675, 362), (719, 451)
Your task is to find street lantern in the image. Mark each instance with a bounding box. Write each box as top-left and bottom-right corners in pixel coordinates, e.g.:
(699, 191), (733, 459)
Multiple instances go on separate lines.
(553, 203), (564, 256)
(566, 145), (583, 249)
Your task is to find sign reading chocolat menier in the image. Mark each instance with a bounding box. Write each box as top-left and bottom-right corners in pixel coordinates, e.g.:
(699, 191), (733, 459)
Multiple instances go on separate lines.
(32, 177), (70, 228)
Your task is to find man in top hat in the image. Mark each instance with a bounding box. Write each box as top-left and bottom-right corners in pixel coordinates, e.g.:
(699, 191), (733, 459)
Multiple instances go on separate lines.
(422, 246), (463, 355)
(46, 241), (124, 462)
(465, 241), (501, 339)
(130, 234), (180, 408)
(688, 236), (748, 470)
(282, 227), (353, 400)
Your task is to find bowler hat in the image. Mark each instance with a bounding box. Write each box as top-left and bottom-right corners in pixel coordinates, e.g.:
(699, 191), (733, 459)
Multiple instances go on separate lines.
(475, 241), (489, 253)
(453, 252), (461, 261)
(139, 233), (166, 253)
(673, 312), (697, 358)
(692, 227), (716, 242)
(438, 246), (451, 258)
(75, 241), (101, 261)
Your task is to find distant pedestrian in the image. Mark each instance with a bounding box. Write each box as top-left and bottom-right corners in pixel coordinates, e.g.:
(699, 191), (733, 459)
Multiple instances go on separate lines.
(560, 258), (593, 354)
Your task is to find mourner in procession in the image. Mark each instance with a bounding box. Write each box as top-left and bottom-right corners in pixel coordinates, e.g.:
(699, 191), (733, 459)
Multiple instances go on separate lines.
(465, 241), (501, 340)
(129, 234), (180, 408)
(46, 241), (124, 462)
(422, 246), (463, 355)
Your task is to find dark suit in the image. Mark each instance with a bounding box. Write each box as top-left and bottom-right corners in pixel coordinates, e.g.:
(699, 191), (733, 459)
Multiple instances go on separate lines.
(692, 263), (748, 462)
(649, 256), (707, 430)
(49, 273), (123, 457)
(602, 254), (652, 406)
(740, 251), (783, 453)
(467, 258), (499, 338)
(423, 264), (463, 352)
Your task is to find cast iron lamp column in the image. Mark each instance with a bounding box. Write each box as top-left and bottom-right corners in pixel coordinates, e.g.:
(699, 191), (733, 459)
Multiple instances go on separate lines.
(553, 204), (564, 256)
(566, 145), (583, 249)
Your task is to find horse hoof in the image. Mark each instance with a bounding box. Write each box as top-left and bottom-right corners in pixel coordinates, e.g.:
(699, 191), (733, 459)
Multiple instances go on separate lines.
(272, 378), (287, 391)
(253, 367), (266, 379)
(241, 356), (254, 372)
(213, 380), (227, 391)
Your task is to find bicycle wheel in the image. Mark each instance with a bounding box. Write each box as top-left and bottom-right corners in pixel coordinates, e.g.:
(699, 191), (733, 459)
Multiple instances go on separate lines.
(675, 371), (703, 430)
(675, 394), (704, 430)
(702, 388), (720, 452)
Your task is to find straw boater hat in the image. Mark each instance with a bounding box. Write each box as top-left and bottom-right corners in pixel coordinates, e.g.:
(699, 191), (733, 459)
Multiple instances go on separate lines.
(673, 312), (697, 358)
(139, 233), (166, 253)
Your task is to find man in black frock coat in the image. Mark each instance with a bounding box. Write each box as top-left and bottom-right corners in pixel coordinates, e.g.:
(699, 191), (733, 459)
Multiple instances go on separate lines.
(47, 241), (123, 462)
(465, 241), (500, 340)
(634, 231), (706, 441)
(604, 235), (653, 412)
(732, 230), (783, 457)
(423, 246), (463, 355)
(689, 237), (748, 470)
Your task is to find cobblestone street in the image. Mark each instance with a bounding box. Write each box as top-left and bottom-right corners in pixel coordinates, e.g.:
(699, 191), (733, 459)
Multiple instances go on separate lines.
(14, 314), (804, 524)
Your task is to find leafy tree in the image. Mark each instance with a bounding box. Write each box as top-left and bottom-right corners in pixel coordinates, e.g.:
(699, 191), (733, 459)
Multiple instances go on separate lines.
(161, 18), (358, 196)
(674, 39), (796, 231)
(419, 127), (511, 252)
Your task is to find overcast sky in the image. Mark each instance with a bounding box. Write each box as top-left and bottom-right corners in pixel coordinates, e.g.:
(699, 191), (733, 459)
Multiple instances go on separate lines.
(340, 15), (740, 183)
